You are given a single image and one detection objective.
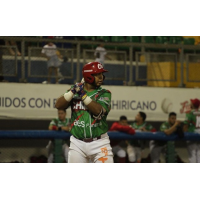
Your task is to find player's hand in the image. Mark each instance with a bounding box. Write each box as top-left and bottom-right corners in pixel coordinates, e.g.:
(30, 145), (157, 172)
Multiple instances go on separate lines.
(71, 82), (83, 94)
(140, 127), (146, 131)
(175, 120), (181, 126)
(127, 128), (135, 135)
(74, 82), (86, 98)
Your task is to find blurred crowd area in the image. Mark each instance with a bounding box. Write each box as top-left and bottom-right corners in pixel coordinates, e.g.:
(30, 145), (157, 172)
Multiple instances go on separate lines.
(1, 36), (200, 56)
(1, 36), (200, 86)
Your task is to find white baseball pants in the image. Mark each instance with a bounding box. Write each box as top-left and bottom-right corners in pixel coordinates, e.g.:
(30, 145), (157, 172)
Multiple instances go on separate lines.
(68, 134), (113, 163)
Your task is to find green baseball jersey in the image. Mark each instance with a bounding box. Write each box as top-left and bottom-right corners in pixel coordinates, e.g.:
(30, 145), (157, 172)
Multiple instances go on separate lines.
(132, 122), (154, 131)
(68, 86), (111, 139)
(49, 118), (71, 144)
(129, 122), (154, 147)
(160, 121), (176, 161)
(160, 121), (171, 132)
(49, 118), (70, 127)
(183, 109), (200, 132)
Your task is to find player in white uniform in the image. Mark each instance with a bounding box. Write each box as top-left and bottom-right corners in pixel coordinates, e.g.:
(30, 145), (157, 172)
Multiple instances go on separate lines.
(183, 99), (200, 163)
(55, 62), (113, 163)
(94, 40), (111, 65)
(41, 42), (62, 84)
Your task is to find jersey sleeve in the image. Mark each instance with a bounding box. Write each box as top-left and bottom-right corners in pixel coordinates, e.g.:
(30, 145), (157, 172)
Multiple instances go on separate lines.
(41, 48), (45, 54)
(160, 122), (168, 131)
(49, 119), (57, 126)
(109, 122), (135, 135)
(183, 113), (191, 124)
(96, 90), (111, 114)
(146, 124), (156, 132)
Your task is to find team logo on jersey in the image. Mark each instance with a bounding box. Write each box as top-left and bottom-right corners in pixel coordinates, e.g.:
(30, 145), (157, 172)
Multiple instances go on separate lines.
(72, 100), (86, 111)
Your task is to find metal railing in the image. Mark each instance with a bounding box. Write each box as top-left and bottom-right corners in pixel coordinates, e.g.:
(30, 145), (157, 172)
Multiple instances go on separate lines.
(1, 36), (200, 86)
(0, 45), (18, 77)
(83, 49), (127, 81)
(186, 54), (200, 83)
(135, 52), (178, 82)
(28, 47), (74, 79)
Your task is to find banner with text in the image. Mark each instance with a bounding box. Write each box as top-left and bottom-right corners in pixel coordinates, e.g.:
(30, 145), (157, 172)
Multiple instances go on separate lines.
(0, 83), (199, 121)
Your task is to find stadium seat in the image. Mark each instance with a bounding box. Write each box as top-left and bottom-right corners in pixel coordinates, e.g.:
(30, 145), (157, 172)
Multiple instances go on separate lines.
(168, 36), (183, 52)
(184, 38), (195, 53)
(82, 36), (96, 49)
(155, 36), (169, 52)
(96, 36), (110, 42)
(125, 36), (141, 51)
(144, 36), (154, 43)
(111, 36), (125, 42)
(144, 36), (155, 51)
(126, 36), (140, 43)
(184, 38), (195, 45)
(106, 36), (124, 50)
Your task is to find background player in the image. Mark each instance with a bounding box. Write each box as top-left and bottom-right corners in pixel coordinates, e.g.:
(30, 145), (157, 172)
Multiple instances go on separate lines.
(94, 40), (112, 65)
(41, 42), (62, 84)
(150, 112), (181, 163)
(127, 112), (156, 163)
(55, 62), (113, 163)
(47, 109), (71, 163)
(109, 115), (135, 163)
(183, 98), (200, 163)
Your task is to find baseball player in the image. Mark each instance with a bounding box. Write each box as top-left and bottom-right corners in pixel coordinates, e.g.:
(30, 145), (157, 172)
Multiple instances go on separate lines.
(109, 116), (135, 163)
(41, 42), (62, 84)
(183, 98), (200, 163)
(94, 40), (111, 65)
(47, 109), (71, 163)
(127, 112), (156, 163)
(150, 112), (181, 163)
(55, 62), (113, 163)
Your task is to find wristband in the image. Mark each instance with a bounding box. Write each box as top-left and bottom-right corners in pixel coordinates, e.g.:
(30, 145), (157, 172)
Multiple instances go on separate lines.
(52, 125), (57, 130)
(64, 91), (74, 102)
(58, 127), (62, 131)
(82, 95), (92, 106)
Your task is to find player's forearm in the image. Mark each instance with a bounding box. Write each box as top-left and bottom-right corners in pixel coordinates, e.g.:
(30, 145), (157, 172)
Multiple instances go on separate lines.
(86, 101), (103, 116)
(61, 126), (71, 131)
(164, 125), (177, 135)
(55, 96), (71, 109)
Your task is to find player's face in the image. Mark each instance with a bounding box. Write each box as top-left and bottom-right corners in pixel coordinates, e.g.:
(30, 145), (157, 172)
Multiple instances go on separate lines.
(119, 119), (128, 126)
(169, 115), (176, 125)
(135, 113), (142, 122)
(93, 73), (104, 87)
(58, 110), (66, 121)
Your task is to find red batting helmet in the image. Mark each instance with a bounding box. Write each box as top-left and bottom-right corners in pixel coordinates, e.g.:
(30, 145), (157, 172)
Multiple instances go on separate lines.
(82, 62), (108, 84)
(191, 98), (200, 108)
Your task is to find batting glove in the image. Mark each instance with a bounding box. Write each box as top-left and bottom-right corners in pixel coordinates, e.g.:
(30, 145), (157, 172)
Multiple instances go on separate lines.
(74, 83), (86, 98)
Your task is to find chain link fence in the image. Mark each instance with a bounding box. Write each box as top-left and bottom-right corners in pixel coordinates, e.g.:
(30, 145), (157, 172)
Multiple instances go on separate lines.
(0, 45), (18, 77)
(28, 47), (74, 81)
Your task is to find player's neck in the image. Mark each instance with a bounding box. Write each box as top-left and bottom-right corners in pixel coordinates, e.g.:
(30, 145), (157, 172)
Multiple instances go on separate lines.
(136, 121), (144, 126)
(84, 83), (96, 92)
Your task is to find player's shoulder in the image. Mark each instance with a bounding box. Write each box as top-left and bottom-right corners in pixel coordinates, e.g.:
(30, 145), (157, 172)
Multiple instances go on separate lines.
(160, 121), (168, 128)
(43, 44), (49, 48)
(161, 121), (168, 126)
(132, 122), (137, 127)
(98, 87), (111, 94)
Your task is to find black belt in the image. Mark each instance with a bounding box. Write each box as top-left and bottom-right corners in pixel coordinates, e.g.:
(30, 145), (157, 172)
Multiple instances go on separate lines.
(74, 134), (106, 143)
